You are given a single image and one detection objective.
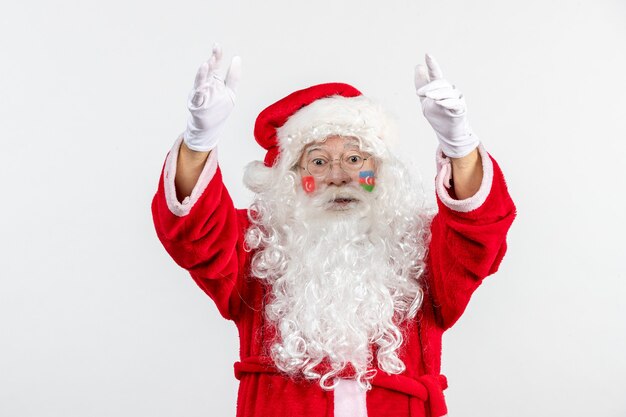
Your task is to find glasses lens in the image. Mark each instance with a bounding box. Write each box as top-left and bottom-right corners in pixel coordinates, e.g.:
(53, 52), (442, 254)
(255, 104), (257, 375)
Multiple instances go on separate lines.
(307, 157), (329, 177)
(306, 152), (367, 177)
(341, 153), (365, 171)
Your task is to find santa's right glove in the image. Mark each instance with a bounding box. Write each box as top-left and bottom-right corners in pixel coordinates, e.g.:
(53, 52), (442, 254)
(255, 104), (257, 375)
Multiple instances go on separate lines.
(183, 43), (241, 152)
(414, 54), (479, 158)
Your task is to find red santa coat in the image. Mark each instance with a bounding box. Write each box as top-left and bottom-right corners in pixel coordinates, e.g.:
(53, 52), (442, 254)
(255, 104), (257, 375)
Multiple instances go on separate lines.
(151, 137), (516, 417)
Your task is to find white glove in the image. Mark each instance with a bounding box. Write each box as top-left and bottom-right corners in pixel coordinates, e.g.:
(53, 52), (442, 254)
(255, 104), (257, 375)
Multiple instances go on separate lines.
(183, 44), (242, 152)
(414, 54), (479, 158)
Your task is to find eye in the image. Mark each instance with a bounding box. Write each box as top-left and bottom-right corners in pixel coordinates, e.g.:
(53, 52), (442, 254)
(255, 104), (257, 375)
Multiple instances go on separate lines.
(311, 158), (328, 167)
(345, 154), (363, 166)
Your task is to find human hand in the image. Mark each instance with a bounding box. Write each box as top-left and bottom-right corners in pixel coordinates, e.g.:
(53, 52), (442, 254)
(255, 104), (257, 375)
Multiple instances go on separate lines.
(414, 54), (479, 158)
(183, 43), (242, 152)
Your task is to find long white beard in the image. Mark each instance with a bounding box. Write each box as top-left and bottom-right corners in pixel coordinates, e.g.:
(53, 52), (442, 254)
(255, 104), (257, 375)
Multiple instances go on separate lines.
(245, 159), (429, 390)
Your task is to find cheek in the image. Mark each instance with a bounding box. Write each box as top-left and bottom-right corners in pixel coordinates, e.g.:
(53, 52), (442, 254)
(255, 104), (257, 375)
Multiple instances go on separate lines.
(358, 170), (376, 192)
(301, 176), (316, 194)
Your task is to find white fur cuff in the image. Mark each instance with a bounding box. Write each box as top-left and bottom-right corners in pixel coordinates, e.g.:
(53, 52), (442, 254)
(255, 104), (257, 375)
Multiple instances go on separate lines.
(435, 143), (493, 213)
(163, 134), (218, 217)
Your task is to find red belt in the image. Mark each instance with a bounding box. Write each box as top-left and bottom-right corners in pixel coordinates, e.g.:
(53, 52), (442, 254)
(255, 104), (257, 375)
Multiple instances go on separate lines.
(234, 356), (448, 417)
(372, 372), (448, 417)
(234, 355), (278, 380)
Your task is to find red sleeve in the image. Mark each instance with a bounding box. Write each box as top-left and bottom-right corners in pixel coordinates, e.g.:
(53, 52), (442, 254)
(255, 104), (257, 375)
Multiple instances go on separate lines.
(425, 150), (516, 330)
(151, 138), (248, 321)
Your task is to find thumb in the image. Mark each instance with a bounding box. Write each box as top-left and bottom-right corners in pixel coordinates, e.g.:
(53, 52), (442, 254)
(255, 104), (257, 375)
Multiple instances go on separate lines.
(225, 56), (242, 93)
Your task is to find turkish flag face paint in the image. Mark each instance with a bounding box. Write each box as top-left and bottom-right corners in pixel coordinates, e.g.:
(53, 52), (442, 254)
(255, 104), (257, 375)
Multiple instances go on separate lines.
(359, 170), (375, 192)
(301, 176), (316, 194)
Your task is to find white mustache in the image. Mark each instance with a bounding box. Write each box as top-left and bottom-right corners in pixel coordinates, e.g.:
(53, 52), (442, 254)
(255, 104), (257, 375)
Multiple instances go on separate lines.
(311, 185), (363, 207)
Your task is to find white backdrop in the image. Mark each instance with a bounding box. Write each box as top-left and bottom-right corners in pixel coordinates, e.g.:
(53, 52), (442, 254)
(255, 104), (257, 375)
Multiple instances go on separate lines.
(1, 0), (625, 416)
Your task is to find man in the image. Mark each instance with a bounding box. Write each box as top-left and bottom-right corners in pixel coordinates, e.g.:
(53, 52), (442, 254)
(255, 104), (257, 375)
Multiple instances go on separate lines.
(152, 44), (516, 417)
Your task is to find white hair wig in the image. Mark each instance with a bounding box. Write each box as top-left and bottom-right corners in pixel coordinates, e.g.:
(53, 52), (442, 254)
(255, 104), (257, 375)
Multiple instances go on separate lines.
(244, 94), (432, 390)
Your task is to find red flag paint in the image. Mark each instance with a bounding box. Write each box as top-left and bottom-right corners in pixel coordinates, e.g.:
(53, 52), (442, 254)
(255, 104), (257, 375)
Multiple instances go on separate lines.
(301, 176), (316, 194)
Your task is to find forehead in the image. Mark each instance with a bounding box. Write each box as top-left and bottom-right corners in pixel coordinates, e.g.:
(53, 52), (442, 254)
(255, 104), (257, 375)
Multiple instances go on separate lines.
(301, 135), (361, 155)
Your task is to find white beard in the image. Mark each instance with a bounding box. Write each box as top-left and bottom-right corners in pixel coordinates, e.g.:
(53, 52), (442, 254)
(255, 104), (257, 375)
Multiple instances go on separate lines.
(245, 161), (429, 390)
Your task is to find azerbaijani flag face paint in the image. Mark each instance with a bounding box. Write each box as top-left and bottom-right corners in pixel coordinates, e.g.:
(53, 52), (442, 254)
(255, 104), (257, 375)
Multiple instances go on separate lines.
(359, 170), (376, 192)
(301, 176), (316, 194)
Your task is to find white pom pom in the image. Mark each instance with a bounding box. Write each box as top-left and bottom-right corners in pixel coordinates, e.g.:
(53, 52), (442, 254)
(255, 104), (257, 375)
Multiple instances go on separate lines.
(243, 160), (274, 193)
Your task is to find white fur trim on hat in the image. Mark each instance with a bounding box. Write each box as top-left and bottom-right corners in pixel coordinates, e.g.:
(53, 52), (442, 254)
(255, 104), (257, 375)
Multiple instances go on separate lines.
(243, 160), (275, 193)
(275, 95), (396, 169)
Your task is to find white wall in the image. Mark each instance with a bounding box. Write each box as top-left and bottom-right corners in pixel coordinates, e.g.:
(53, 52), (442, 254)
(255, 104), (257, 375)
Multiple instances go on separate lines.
(1, 0), (625, 416)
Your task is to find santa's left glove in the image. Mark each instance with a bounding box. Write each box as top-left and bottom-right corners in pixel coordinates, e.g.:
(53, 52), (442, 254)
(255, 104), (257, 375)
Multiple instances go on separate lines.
(414, 54), (479, 158)
(183, 43), (242, 152)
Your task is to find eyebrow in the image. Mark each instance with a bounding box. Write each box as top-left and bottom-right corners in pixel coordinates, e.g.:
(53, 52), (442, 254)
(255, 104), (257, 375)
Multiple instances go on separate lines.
(305, 141), (360, 155)
(306, 146), (323, 155)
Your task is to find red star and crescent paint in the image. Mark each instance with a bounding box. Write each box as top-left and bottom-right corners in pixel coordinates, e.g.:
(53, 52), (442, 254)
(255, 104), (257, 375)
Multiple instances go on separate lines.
(301, 176), (316, 194)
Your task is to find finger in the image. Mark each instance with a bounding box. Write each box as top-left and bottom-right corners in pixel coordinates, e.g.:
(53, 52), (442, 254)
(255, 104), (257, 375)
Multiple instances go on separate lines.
(425, 87), (462, 101)
(193, 62), (209, 89)
(436, 98), (466, 113)
(425, 53), (444, 80)
(212, 42), (223, 62)
(224, 56), (242, 92)
(207, 43), (223, 75)
(414, 64), (430, 91)
(416, 79), (450, 97)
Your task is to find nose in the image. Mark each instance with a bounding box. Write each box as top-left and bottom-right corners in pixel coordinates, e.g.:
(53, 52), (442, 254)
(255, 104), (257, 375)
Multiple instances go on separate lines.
(324, 161), (352, 186)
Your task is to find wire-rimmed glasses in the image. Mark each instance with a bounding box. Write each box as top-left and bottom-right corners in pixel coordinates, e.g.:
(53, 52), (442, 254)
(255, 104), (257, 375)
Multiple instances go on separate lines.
(301, 151), (371, 178)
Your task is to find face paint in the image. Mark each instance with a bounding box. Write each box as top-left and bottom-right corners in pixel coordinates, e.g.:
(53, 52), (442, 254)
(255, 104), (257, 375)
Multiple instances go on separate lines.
(301, 176), (316, 194)
(359, 170), (375, 192)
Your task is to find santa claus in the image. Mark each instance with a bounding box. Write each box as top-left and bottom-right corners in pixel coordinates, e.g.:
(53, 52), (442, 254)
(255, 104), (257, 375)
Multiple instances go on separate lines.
(152, 44), (516, 417)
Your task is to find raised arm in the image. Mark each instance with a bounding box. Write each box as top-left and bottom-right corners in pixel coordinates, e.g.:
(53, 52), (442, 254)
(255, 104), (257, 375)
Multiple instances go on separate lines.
(427, 148), (515, 330)
(414, 54), (516, 329)
(414, 53), (483, 200)
(152, 45), (247, 321)
(175, 43), (241, 200)
(175, 143), (210, 202)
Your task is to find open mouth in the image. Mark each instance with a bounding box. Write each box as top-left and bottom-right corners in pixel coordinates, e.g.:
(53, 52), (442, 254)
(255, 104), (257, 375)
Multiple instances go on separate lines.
(332, 197), (357, 204)
(325, 196), (359, 211)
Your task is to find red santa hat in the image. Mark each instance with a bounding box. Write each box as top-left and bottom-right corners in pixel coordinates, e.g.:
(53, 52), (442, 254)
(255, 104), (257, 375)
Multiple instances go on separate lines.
(244, 82), (395, 192)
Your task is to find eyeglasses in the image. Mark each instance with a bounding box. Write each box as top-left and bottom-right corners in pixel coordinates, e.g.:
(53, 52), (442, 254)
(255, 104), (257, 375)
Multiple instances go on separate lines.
(300, 151), (371, 178)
